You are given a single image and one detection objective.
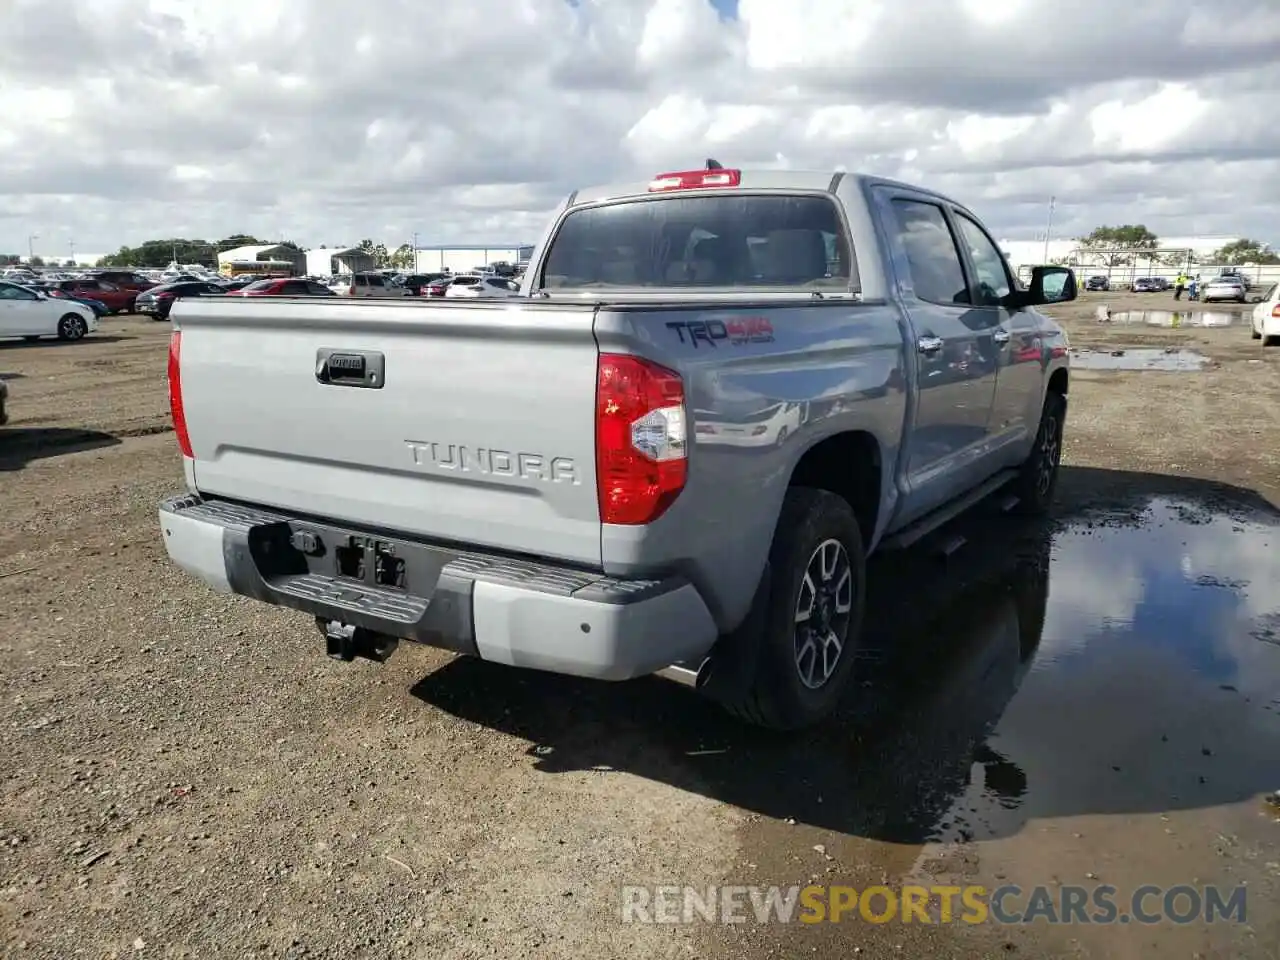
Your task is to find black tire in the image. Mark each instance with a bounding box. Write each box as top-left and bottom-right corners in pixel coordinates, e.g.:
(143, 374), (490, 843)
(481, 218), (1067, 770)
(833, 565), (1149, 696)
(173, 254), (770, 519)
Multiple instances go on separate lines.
(1265, 336), (1280, 348)
(1253, 328), (1263, 340)
(56, 313), (88, 341)
(717, 487), (867, 731)
(1011, 390), (1066, 516)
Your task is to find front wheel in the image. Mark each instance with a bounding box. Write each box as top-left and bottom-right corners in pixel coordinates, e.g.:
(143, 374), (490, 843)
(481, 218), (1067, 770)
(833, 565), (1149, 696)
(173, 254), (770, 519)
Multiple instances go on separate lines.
(1011, 390), (1065, 516)
(717, 487), (867, 731)
(57, 313), (88, 341)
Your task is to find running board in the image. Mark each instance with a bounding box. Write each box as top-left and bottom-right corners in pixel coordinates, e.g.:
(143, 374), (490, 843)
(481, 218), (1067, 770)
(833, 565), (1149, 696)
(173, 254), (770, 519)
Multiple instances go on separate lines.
(879, 470), (1019, 551)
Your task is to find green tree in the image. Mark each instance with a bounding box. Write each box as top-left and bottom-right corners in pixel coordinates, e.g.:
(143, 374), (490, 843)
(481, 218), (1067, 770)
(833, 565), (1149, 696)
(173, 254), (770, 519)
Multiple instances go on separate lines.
(357, 238), (391, 267)
(28, 255), (45, 266)
(1211, 238), (1279, 265)
(1078, 225), (1159, 268)
(389, 244), (415, 269)
(0, 254), (19, 265)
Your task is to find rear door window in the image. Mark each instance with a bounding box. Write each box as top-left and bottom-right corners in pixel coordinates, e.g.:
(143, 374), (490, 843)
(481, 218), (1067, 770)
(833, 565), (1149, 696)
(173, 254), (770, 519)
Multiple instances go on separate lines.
(540, 194), (852, 290)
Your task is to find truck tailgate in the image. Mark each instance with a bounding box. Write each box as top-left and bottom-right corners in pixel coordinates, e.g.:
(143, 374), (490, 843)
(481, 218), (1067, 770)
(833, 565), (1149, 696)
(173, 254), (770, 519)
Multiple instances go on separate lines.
(173, 298), (603, 566)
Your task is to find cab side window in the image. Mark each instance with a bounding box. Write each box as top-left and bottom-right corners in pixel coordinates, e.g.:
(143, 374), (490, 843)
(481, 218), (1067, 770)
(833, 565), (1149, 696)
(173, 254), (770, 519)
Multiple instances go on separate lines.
(888, 200), (970, 305)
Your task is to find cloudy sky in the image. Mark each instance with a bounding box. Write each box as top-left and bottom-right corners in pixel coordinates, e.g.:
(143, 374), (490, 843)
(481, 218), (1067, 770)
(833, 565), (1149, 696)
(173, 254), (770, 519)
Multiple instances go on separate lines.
(2, 0), (1279, 258)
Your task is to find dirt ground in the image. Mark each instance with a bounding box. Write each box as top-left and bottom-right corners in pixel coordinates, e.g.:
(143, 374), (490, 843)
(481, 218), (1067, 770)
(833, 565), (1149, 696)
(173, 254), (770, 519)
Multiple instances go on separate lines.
(1, 298), (1278, 959)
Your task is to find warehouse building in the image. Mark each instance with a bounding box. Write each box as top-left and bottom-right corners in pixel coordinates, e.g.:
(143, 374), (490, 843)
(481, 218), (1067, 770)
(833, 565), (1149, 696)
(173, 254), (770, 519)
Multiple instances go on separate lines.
(304, 246), (377, 277)
(412, 244), (535, 274)
(216, 243), (306, 277)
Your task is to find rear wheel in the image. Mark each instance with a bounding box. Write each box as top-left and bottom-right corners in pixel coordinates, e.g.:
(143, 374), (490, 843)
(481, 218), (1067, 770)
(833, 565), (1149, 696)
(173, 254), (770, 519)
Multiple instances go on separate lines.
(717, 487), (866, 731)
(1011, 390), (1066, 516)
(57, 313), (88, 341)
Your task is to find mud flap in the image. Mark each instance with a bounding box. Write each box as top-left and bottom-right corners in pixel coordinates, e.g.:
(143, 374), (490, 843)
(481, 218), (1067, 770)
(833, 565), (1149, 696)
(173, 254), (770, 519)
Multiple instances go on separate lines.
(696, 561), (773, 705)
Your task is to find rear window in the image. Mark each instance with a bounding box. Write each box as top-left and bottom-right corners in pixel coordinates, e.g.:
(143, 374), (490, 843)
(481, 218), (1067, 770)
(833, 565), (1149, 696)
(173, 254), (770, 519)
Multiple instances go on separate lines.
(243, 280), (277, 292)
(540, 194), (852, 290)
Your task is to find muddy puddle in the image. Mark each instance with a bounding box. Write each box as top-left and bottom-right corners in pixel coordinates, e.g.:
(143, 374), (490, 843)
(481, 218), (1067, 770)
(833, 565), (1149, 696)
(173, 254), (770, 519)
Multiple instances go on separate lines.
(1103, 309), (1242, 327)
(421, 494), (1280, 847)
(1070, 347), (1210, 371)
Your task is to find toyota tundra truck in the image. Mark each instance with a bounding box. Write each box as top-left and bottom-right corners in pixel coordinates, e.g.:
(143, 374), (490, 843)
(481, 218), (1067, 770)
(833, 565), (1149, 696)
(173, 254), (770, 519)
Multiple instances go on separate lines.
(158, 164), (1074, 730)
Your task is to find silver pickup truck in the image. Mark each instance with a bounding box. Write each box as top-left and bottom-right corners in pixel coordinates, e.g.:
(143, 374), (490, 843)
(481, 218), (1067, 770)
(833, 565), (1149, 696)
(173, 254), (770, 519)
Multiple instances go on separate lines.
(159, 164), (1074, 730)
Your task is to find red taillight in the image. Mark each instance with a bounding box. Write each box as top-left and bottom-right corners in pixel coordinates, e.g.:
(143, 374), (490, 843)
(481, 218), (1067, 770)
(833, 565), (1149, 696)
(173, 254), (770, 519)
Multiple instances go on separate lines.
(595, 354), (687, 525)
(648, 168), (741, 192)
(157, 291), (175, 300)
(167, 330), (193, 458)
(1272, 305), (1280, 318)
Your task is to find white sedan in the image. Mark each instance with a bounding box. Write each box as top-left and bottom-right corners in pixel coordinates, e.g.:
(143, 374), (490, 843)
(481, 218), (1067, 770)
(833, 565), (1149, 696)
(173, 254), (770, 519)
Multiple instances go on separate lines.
(0, 281), (98, 342)
(443, 275), (522, 299)
(1251, 282), (1279, 345)
(1201, 277), (1247, 303)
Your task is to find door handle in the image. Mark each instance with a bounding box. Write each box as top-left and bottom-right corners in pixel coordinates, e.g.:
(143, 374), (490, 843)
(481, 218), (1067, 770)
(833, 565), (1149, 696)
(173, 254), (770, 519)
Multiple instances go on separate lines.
(917, 335), (943, 354)
(993, 329), (1011, 344)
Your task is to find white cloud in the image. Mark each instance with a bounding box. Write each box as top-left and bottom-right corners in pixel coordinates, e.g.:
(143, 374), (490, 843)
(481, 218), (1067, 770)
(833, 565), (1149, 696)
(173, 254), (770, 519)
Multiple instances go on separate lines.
(1, 0), (1278, 257)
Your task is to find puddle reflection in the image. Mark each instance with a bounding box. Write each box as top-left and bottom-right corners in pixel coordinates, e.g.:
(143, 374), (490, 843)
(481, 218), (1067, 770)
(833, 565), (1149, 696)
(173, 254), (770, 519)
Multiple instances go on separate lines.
(1071, 348), (1210, 371)
(1106, 310), (1241, 327)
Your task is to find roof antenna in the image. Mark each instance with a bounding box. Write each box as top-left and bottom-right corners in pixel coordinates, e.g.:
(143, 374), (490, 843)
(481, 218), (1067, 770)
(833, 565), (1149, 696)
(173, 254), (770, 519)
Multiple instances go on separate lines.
(705, 158), (723, 170)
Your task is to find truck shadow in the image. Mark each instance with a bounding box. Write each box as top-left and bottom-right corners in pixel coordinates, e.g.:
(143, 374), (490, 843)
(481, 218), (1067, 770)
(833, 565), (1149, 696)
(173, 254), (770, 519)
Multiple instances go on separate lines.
(410, 467), (1280, 843)
(0, 335), (133, 351)
(0, 427), (121, 471)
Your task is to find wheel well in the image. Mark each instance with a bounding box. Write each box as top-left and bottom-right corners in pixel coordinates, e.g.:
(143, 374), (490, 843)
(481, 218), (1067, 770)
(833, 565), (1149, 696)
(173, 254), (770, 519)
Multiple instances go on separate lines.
(1048, 368), (1068, 397)
(789, 431), (881, 539)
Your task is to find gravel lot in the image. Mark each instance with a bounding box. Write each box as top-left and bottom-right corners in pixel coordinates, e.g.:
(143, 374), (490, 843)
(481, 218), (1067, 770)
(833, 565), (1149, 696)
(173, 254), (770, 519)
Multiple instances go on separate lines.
(2, 298), (1278, 959)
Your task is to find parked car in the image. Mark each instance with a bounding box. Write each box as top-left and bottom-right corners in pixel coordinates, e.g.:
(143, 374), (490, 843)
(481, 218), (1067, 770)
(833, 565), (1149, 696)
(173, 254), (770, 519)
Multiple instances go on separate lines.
(135, 281), (226, 320)
(54, 278), (137, 313)
(41, 287), (111, 318)
(213, 277), (263, 292)
(1251, 282), (1279, 346)
(86, 270), (156, 295)
(328, 272), (409, 298)
(424, 278), (452, 297)
(1131, 277), (1162, 292)
(1084, 275), (1109, 291)
(227, 278), (337, 297)
(396, 274), (451, 296)
(1202, 277), (1248, 303)
(158, 164), (1073, 731)
(1217, 270), (1252, 291)
(443, 275), (521, 298)
(0, 281), (98, 341)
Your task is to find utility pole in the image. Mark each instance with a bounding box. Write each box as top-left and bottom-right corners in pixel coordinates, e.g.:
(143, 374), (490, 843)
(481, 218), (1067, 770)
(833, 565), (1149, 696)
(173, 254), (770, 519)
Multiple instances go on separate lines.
(27, 234), (38, 263)
(69, 239), (75, 265)
(1042, 196), (1055, 263)
(412, 232), (419, 272)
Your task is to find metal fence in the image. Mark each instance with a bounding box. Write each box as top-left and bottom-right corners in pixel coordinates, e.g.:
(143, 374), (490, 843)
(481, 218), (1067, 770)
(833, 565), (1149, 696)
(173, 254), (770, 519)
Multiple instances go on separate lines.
(1018, 262), (1280, 290)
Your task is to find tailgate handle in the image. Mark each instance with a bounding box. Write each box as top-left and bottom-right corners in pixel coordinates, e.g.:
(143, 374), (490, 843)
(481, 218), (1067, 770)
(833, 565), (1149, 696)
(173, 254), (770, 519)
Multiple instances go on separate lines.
(316, 348), (385, 389)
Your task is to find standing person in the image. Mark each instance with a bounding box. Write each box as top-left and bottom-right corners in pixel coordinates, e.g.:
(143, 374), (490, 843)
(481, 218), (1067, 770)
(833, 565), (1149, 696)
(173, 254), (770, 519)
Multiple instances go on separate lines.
(1188, 274), (1199, 301)
(1174, 272), (1186, 300)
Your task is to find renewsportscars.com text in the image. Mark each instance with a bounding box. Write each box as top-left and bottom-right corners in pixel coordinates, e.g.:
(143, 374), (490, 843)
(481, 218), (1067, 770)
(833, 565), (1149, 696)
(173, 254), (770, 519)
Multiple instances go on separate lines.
(620, 884), (1247, 925)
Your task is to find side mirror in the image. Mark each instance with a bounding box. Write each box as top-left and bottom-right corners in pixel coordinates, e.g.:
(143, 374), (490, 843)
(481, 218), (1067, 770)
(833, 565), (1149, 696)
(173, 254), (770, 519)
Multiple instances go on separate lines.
(1028, 266), (1076, 305)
